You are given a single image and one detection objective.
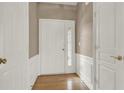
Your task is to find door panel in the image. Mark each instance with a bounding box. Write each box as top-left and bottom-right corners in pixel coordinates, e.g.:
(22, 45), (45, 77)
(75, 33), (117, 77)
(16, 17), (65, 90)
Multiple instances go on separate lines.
(99, 3), (115, 49)
(0, 67), (17, 89)
(98, 65), (115, 89)
(39, 19), (65, 75)
(96, 3), (116, 90)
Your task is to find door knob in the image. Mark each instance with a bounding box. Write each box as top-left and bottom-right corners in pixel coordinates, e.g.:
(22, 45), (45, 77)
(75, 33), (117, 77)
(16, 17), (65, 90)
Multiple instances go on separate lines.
(0, 58), (7, 64)
(110, 56), (123, 61)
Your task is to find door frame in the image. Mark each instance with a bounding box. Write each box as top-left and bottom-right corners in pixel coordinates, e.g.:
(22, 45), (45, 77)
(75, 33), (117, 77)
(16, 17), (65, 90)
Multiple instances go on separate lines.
(39, 19), (76, 75)
(92, 3), (97, 90)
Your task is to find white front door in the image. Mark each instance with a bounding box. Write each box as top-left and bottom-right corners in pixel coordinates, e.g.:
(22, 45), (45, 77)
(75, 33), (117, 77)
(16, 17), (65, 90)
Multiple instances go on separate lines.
(39, 19), (75, 75)
(96, 3), (124, 89)
(39, 19), (65, 75)
(0, 3), (28, 89)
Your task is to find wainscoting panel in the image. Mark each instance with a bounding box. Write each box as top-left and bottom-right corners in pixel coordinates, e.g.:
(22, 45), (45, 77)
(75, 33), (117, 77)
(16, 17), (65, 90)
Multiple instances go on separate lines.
(76, 54), (93, 89)
(28, 55), (40, 89)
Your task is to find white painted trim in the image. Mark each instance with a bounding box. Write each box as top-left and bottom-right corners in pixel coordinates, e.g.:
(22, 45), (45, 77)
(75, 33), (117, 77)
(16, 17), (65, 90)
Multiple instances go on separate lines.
(79, 55), (94, 62)
(49, 2), (77, 6)
(28, 55), (40, 89)
(76, 54), (80, 76)
(92, 3), (97, 90)
(76, 54), (94, 89)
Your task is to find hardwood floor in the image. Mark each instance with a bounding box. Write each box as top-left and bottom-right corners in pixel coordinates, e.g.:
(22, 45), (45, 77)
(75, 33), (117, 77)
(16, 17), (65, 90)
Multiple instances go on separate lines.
(32, 73), (89, 90)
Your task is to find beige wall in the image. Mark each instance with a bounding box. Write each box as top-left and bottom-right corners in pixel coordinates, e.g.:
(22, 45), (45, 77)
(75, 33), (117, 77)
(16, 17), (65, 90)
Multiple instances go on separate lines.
(37, 3), (77, 20)
(29, 3), (77, 58)
(29, 2), (93, 58)
(76, 3), (93, 57)
(29, 3), (38, 58)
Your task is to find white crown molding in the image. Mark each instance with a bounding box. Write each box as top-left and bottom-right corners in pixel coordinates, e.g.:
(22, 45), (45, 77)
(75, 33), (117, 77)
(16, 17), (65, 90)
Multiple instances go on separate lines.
(43, 2), (77, 6)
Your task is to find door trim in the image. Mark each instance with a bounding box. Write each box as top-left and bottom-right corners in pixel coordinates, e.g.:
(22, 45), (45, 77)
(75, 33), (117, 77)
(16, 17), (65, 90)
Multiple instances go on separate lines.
(93, 3), (97, 90)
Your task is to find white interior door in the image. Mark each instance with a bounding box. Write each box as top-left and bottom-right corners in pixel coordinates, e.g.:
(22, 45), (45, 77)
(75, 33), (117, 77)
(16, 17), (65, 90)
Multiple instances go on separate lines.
(39, 19), (65, 75)
(96, 3), (124, 90)
(0, 3), (28, 89)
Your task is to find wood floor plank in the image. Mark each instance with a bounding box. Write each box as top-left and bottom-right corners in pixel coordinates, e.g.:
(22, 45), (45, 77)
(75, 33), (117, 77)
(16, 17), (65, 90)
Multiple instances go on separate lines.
(32, 73), (89, 90)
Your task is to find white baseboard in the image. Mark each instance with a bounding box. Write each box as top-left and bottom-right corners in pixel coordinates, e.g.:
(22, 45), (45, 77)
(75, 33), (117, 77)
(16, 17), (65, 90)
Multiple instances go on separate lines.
(28, 55), (40, 89)
(76, 54), (93, 89)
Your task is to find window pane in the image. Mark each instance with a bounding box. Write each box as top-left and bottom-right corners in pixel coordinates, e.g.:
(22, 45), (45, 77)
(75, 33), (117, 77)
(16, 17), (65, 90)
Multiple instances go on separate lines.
(68, 29), (72, 66)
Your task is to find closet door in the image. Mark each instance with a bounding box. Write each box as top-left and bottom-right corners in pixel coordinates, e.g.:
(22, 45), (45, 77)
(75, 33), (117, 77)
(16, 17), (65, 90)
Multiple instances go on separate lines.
(0, 3), (29, 89)
(96, 3), (124, 89)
